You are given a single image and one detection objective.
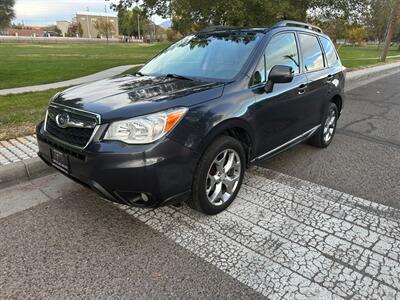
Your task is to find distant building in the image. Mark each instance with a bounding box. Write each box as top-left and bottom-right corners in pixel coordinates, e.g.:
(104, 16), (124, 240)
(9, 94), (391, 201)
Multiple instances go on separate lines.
(1, 26), (45, 37)
(76, 11), (119, 38)
(56, 20), (71, 36)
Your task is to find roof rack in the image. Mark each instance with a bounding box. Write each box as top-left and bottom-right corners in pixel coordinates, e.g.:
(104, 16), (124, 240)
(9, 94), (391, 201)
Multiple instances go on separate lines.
(199, 26), (242, 33)
(273, 20), (322, 33)
(199, 26), (267, 33)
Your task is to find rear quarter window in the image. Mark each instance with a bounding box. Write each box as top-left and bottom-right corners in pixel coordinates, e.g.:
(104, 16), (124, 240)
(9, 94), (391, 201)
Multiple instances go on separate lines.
(320, 36), (339, 67)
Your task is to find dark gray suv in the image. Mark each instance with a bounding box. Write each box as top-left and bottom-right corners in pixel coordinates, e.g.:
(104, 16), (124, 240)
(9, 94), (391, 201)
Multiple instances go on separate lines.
(37, 20), (345, 214)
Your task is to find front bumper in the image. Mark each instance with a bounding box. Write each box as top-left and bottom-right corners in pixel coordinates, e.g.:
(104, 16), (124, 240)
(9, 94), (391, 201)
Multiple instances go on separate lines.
(36, 122), (199, 207)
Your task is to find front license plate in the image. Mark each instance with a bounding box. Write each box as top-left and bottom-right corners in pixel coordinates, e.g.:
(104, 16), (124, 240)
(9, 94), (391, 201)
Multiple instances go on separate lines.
(50, 148), (69, 173)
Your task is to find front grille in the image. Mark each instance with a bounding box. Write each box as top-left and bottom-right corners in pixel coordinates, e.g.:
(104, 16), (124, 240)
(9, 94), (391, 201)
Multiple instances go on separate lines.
(38, 134), (85, 160)
(45, 105), (99, 148)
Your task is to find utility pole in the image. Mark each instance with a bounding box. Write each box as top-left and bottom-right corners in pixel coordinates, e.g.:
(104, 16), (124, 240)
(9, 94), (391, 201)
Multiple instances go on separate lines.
(105, 0), (110, 43)
(138, 13), (140, 40)
(380, 0), (400, 61)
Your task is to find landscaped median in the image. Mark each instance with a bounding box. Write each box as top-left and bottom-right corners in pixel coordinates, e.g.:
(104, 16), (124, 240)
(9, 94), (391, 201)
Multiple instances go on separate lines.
(0, 89), (62, 140)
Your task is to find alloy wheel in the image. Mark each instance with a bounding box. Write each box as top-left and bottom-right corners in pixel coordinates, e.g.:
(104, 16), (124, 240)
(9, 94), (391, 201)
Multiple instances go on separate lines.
(205, 149), (241, 206)
(323, 109), (336, 143)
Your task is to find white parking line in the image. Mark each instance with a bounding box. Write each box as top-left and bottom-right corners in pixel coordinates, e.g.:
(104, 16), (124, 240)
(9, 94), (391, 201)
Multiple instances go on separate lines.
(116, 167), (400, 299)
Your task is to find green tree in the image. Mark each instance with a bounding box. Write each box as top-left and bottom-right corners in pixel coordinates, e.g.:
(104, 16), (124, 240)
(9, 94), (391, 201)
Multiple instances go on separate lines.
(0, 0), (15, 29)
(115, 0), (377, 36)
(117, 6), (148, 38)
(346, 26), (368, 45)
(363, 0), (393, 43)
(380, 0), (400, 60)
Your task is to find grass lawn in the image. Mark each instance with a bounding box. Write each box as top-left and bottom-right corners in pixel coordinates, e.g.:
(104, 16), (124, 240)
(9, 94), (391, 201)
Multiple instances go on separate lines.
(0, 42), (168, 89)
(337, 45), (400, 68)
(0, 88), (62, 140)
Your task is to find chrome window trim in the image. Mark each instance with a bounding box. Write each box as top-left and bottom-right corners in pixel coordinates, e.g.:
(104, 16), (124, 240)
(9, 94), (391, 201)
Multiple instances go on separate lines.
(44, 104), (102, 150)
(251, 125), (321, 162)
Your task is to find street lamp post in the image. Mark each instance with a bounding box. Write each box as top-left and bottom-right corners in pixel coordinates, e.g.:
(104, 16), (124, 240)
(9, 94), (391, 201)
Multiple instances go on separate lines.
(105, 0), (110, 42)
(138, 13), (140, 40)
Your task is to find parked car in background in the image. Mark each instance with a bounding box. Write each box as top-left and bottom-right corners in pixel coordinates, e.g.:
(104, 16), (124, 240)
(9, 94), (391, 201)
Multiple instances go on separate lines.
(37, 20), (345, 215)
(43, 31), (62, 37)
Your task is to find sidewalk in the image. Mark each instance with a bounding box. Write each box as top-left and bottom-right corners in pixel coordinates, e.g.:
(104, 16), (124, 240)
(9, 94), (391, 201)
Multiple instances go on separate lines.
(0, 64), (143, 96)
(0, 135), (37, 166)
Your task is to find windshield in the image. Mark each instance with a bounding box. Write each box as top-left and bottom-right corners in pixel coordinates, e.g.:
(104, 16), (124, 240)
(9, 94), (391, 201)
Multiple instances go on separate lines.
(140, 32), (263, 81)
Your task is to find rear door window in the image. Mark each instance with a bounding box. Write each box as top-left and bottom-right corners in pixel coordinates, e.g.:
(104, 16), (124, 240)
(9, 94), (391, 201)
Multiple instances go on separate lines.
(320, 36), (339, 67)
(298, 34), (325, 72)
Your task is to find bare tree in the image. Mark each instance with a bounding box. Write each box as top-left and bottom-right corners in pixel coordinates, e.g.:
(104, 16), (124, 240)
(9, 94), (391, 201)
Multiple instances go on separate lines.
(380, 0), (400, 61)
(94, 19), (115, 41)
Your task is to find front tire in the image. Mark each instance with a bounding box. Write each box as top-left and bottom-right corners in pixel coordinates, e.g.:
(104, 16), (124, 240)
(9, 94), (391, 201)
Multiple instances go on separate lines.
(308, 102), (338, 148)
(188, 136), (246, 215)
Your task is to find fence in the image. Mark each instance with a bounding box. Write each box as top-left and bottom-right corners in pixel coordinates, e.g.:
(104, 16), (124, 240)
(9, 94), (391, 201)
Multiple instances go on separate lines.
(0, 35), (143, 44)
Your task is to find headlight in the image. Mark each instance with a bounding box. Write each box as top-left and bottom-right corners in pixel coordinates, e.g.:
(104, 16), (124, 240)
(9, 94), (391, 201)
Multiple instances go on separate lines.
(104, 107), (188, 144)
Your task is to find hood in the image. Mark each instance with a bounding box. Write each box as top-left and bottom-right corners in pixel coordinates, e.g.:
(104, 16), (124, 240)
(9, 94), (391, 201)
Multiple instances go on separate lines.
(53, 75), (224, 123)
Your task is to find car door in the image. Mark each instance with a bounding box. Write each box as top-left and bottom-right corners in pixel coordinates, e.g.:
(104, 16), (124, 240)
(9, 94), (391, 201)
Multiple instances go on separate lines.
(249, 32), (309, 157)
(319, 35), (346, 109)
(297, 33), (330, 130)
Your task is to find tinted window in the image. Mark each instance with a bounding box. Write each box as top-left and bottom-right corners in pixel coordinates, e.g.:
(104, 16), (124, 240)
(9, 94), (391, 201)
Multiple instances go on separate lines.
(252, 33), (299, 85)
(141, 32), (262, 81)
(266, 33), (300, 76)
(299, 34), (324, 71)
(320, 36), (338, 67)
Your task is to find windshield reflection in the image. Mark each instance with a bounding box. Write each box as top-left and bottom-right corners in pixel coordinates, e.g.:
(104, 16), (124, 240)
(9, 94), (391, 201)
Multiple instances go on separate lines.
(140, 32), (262, 81)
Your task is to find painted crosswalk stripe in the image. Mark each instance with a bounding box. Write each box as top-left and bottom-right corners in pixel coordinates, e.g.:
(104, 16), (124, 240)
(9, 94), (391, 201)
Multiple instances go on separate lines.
(115, 167), (400, 299)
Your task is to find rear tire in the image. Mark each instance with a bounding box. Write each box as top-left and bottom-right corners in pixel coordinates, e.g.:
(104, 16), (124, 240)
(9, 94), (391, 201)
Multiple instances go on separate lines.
(308, 102), (338, 148)
(188, 136), (246, 215)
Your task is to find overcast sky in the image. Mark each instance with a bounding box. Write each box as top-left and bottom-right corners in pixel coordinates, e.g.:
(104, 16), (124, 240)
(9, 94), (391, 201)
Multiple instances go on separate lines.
(14, 0), (166, 26)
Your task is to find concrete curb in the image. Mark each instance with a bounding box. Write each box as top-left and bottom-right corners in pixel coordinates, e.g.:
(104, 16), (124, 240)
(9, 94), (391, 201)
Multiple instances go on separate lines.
(0, 157), (54, 189)
(345, 61), (400, 92)
(347, 61), (400, 81)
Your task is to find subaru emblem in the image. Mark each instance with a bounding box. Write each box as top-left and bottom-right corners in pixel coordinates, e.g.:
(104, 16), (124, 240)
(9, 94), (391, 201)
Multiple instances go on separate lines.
(55, 113), (70, 128)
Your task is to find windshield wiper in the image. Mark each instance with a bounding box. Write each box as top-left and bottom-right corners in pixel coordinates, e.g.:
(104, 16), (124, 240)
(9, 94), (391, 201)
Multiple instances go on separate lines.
(135, 71), (145, 76)
(165, 73), (194, 81)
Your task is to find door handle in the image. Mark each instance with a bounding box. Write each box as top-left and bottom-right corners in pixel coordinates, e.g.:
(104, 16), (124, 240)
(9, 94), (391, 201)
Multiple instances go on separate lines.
(326, 74), (334, 83)
(298, 84), (307, 94)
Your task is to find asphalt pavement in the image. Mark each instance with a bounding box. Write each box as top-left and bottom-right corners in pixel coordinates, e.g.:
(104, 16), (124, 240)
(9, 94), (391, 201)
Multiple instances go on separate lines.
(0, 69), (400, 299)
(258, 70), (400, 209)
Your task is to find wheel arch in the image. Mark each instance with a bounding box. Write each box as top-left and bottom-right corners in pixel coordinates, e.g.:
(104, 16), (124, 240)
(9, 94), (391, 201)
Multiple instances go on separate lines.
(198, 118), (255, 163)
(330, 94), (343, 115)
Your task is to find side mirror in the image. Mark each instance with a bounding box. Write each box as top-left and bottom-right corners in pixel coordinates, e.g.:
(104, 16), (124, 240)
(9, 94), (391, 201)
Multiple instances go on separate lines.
(265, 65), (294, 93)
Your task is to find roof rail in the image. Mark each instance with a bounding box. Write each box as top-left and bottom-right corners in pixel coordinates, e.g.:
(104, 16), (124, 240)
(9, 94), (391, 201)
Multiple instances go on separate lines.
(199, 26), (242, 33)
(273, 20), (322, 33)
